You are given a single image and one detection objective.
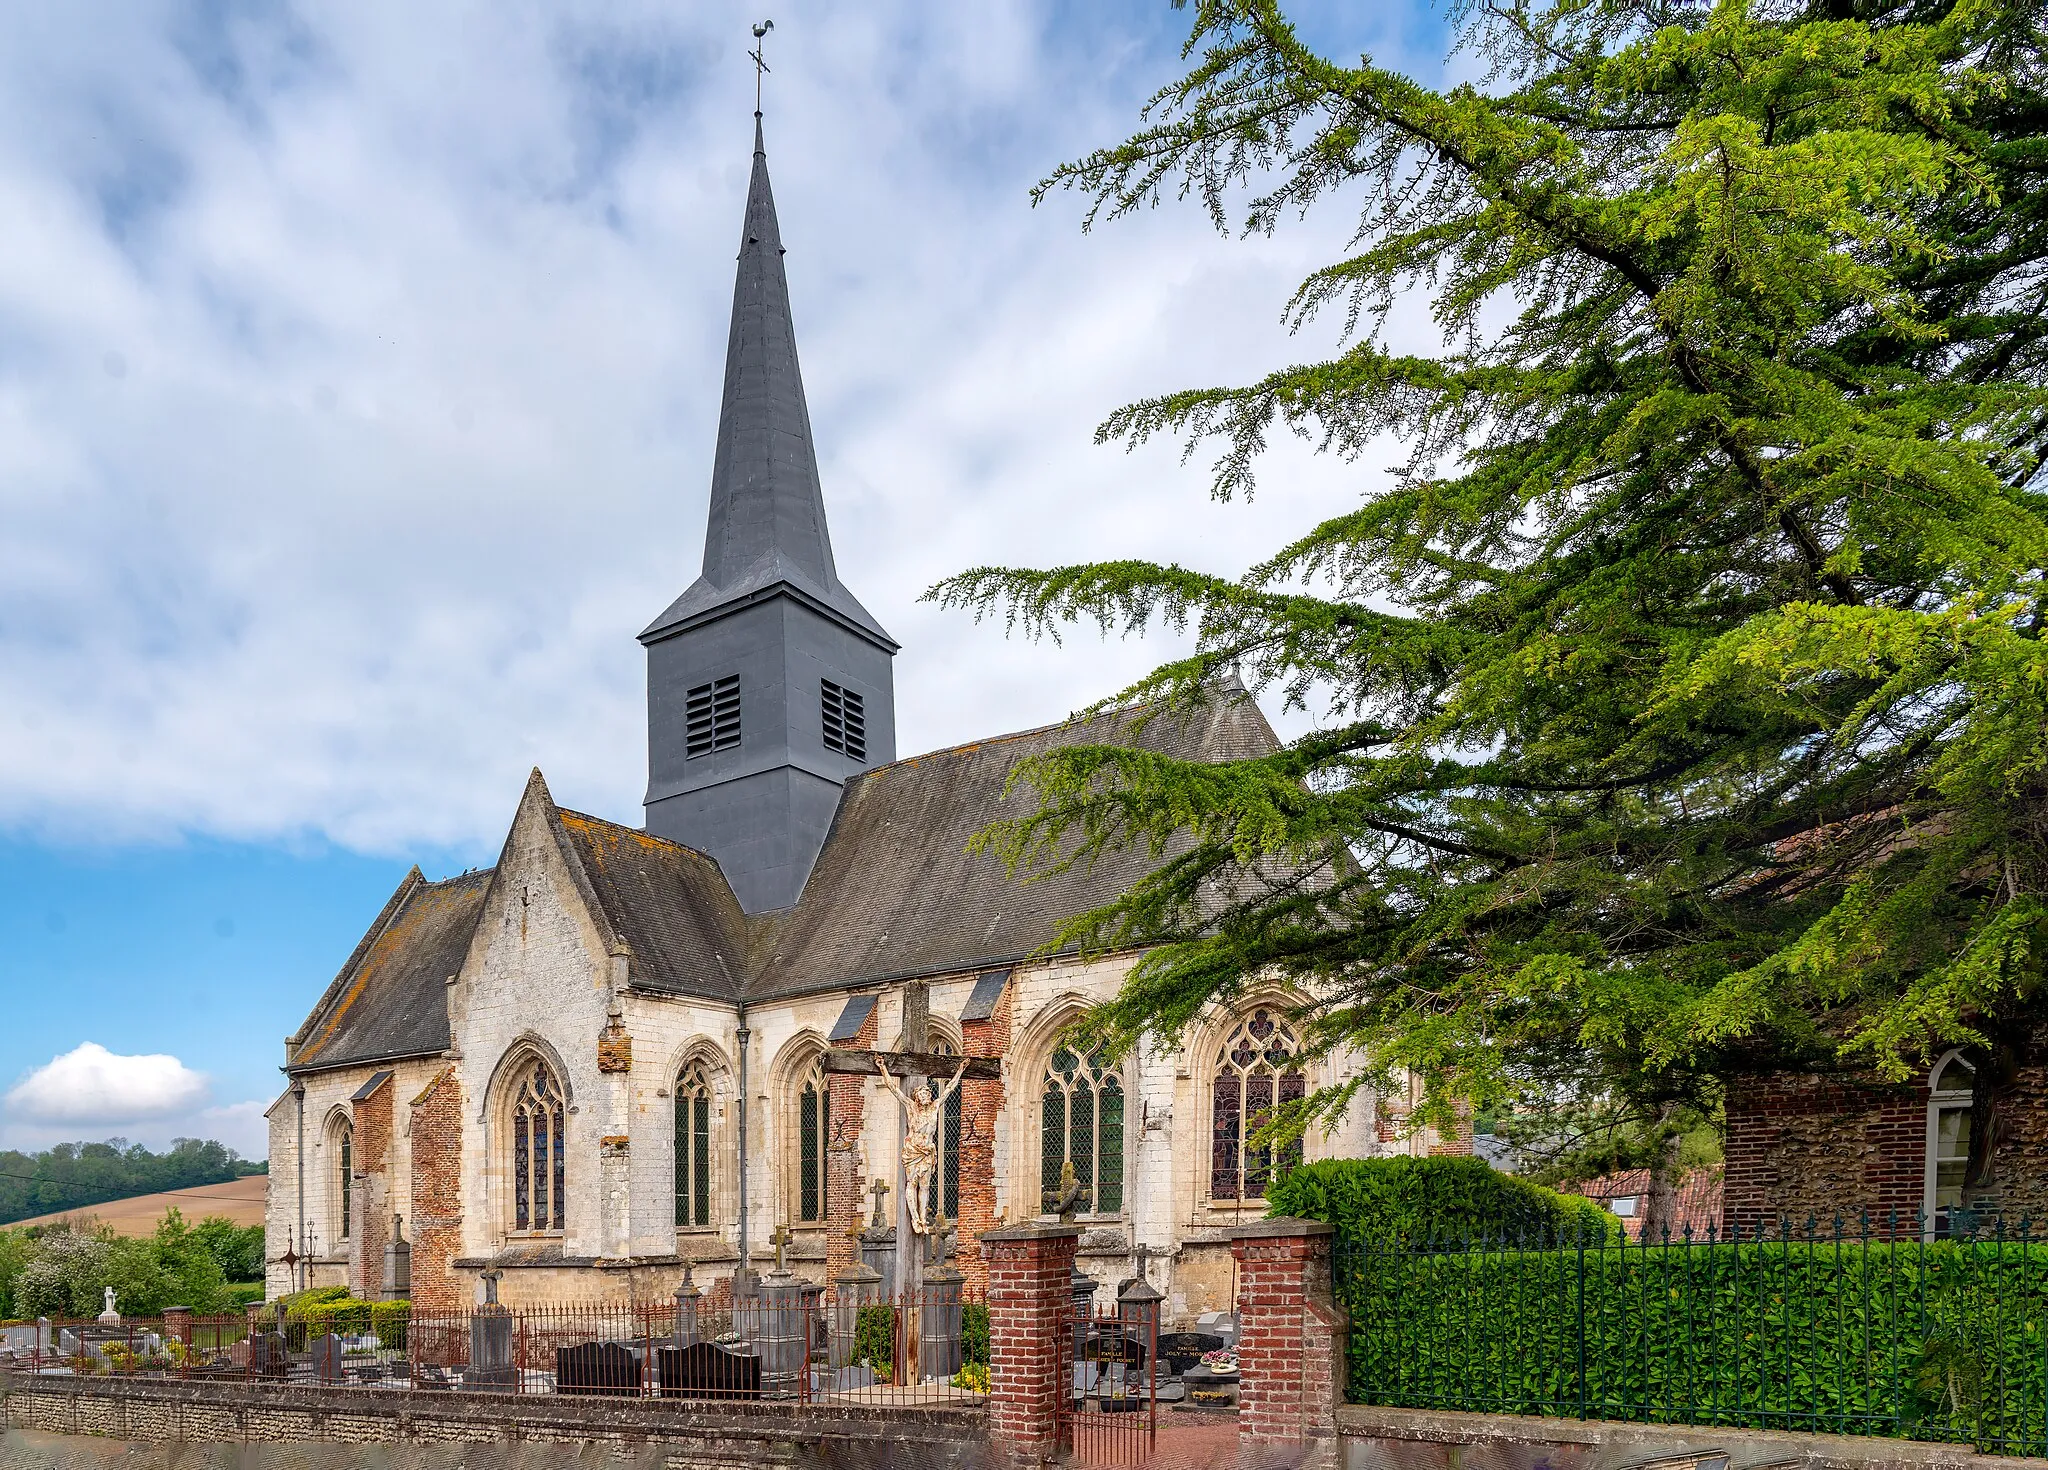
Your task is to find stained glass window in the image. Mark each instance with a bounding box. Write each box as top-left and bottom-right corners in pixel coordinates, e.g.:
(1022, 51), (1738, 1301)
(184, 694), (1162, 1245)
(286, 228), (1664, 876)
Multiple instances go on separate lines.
(1040, 1044), (1123, 1215)
(1211, 1009), (1305, 1202)
(675, 1061), (714, 1228)
(797, 1055), (830, 1223)
(336, 1121), (353, 1241)
(511, 1059), (565, 1233)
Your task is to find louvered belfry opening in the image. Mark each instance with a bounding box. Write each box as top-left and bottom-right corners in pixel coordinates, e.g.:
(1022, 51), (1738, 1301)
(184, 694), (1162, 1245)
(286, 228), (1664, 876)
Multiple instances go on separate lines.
(684, 675), (742, 759)
(820, 679), (866, 762)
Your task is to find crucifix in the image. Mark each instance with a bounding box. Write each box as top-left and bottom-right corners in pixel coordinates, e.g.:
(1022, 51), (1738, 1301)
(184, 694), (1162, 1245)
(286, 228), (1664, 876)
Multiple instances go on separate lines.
(823, 979), (998, 1380)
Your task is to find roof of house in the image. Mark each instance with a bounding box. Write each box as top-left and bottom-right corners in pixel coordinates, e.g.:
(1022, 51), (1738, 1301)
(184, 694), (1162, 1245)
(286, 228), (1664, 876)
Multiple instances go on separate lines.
(1567, 1167), (1726, 1241)
(286, 686), (1288, 1072)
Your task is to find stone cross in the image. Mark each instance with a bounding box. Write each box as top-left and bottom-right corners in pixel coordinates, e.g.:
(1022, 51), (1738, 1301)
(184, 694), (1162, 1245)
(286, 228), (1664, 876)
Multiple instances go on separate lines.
(868, 1177), (890, 1231)
(768, 1223), (793, 1277)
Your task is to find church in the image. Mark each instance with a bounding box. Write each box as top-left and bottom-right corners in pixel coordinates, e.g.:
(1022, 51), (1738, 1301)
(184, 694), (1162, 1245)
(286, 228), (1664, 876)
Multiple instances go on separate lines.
(264, 117), (1447, 1321)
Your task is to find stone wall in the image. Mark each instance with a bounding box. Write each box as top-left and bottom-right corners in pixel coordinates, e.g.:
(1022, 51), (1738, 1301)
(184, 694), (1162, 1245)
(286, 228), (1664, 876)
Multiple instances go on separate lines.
(1723, 1072), (1926, 1232)
(1337, 1403), (2048, 1470)
(0, 1373), (988, 1469)
(825, 1002), (878, 1282)
(956, 982), (1010, 1294)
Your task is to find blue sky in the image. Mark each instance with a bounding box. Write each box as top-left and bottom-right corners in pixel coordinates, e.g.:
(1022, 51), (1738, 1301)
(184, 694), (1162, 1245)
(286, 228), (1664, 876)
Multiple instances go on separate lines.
(0, 0), (1447, 1158)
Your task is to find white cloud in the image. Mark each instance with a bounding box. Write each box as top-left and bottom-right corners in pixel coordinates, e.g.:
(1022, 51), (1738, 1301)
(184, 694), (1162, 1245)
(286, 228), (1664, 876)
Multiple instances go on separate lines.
(0, 2), (1444, 857)
(4, 1042), (212, 1124)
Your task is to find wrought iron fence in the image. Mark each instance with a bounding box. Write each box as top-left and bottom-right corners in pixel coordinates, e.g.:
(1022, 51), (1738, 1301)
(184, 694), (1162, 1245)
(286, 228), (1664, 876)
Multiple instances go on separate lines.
(0, 1287), (989, 1411)
(1335, 1214), (2048, 1455)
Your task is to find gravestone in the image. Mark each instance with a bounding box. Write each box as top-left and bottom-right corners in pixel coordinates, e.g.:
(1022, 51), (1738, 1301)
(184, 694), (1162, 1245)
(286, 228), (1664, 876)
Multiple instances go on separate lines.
(249, 1332), (290, 1379)
(1157, 1331), (1224, 1377)
(657, 1340), (762, 1400)
(467, 1268), (516, 1392)
(673, 1266), (703, 1348)
(810, 1362), (876, 1396)
(382, 1213), (412, 1301)
(556, 1341), (641, 1396)
(308, 1332), (345, 1383)
(919, 1220), (965, 1380)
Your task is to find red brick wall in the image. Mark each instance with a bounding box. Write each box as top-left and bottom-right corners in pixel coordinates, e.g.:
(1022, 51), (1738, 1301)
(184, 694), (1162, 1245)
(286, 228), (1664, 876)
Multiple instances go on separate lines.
(407, 1068), (465, 1311)
(957, 983), (1011, 1293)
(984, 1224), (1080, 1455)
(824, 1008), (878, 1281)
(1232, 1222), (1346, 1458)
(351, 1077), (394, 1300)
(1723, 1071), (1925, 1234)
(1427, 1100), (1474, 1157)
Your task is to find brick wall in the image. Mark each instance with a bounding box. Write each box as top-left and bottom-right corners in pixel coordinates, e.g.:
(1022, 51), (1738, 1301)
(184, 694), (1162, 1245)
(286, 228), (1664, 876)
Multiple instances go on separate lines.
(983, 1222), (1080, 1457)
(1232, 1219), (1346, 1465)
(825, 1007), (878, 1281)
(351, 1076), (394, 1301)
(956, 984), (1011, 1294)
(407, 1068), (465, 1311)
(1723, 1072), (1925, 1233)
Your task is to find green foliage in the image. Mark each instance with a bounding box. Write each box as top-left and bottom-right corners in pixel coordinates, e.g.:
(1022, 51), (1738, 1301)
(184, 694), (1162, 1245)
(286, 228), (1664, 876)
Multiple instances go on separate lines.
(218, 1281), (266, 1308)
(0, 1139), (259, 1227)
(190, 1216), (265, 1283)
(274, 1293), (409, 1350)
(952, 1360), (991, 1393)
(927, 0), (2048, 1183)
(1340, 1237), (2048, 1451)
(962, 1301), (990, 1365)
(1268, 1157), (1619, 1244)
(854, 1303), (897, 1376)
(0, 1229), (30, 1319)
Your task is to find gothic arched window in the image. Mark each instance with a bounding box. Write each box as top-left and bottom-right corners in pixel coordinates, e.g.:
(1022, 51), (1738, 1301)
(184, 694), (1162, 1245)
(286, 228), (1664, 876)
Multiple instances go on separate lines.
(1211, 1008), (1306, 1203)
(1925, 1050), (1976, 1234)
(510, 1059), (566, 1233)
(675, 1060), (713, 1229)
(1041, 1045), (1123, 1215)
(333, 1118), (353, 1242)
(796, 1054), (830, 1224)
(925, 1037), (963, 1224)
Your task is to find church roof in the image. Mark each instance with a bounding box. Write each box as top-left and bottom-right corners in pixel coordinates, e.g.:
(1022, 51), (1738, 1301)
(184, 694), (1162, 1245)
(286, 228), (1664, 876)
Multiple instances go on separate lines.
(745, 689), (1284, 997)
(288, 867), (488, 1072)
(286, 688), (1288, 1070)
(641, 117), (892, 651)
(556, 809), (750, 1001)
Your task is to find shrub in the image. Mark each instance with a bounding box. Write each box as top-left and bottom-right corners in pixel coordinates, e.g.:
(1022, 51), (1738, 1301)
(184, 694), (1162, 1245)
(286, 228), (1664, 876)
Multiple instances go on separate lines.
(1267, 1157), (1618, 1246)
(1339, 1237), (2048, 1450)
(853, 1303), (897, 1376)
(287, 1294), (409, 1349)
(962, 1302), (989, 1365)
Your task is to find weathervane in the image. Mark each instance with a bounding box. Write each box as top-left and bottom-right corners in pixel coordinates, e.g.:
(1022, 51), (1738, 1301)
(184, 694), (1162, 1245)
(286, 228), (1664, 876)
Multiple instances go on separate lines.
(750, 20), (774, 114)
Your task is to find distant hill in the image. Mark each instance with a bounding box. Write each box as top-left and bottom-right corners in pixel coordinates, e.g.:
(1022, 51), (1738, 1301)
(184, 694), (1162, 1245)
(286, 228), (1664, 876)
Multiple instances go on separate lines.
(0, 1139), (266, 1228)
(9, 1176), (267, 1236)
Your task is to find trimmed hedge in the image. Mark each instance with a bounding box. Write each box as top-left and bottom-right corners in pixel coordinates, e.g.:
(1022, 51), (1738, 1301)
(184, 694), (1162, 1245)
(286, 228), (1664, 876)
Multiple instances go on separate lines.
(1268, 1156), (1620, 1245)
(274, 1293), (409, 1351)
(1338, 1236), (2048, 1454)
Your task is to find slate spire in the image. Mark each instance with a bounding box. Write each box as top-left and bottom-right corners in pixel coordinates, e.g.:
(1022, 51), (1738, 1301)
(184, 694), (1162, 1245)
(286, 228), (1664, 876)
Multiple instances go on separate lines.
(642, 115), (892, 647)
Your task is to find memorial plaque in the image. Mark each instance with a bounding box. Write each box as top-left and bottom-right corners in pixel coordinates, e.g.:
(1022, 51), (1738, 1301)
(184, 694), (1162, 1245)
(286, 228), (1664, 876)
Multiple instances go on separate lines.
(555, 1340), (641, 1396)
(657, 1340), (761, 1400)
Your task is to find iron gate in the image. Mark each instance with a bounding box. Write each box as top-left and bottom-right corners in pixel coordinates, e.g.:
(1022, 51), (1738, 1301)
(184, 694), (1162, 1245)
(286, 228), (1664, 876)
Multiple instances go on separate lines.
(1060, 1299), (1158, 1465)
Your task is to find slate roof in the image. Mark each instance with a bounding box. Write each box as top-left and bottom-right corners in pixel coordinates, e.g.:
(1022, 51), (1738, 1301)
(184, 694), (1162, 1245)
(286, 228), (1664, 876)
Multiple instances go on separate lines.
(288, 868), (489, 1072)
(290, 692), (1286, 1067)
(745, 689), (1284, 997)
(640, 117), (891, 651)
(556, 809), (750, 1001)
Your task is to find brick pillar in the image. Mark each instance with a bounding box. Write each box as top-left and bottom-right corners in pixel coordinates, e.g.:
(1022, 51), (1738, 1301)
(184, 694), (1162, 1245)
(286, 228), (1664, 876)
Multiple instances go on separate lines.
(161, 1306), (193, 1348)
(408, 1067), (465, 1310)
(826, 1008), (880, 1281)
(984, 1222), (1081, 1463)
(352, 1074), (394, 1300)
(957, 987), (1011, 1294)
(1232, 1219), (1347, 1468)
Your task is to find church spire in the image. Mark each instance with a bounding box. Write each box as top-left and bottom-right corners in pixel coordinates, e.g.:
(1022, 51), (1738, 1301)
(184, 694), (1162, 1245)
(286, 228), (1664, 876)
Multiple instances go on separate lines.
(642, 114), (892, 648)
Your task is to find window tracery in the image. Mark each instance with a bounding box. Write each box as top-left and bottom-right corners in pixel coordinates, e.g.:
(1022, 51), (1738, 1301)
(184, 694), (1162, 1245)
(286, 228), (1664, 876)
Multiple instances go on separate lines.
(1041, 1044), (1123, 1215)
(675, 1059), (714, 1229)
(795, 1052), (830, 1224)
(1210, 1008), (1305, 1203)
(510, 1058), (566, 1233)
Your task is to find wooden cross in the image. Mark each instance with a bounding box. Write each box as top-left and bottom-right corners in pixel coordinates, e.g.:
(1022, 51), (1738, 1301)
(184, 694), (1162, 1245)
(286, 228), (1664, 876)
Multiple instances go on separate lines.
(768, 1222), (793, 1277)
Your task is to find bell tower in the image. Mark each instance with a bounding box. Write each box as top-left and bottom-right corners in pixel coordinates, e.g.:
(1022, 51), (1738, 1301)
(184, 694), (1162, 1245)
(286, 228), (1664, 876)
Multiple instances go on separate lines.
(640, 115), (897, 913)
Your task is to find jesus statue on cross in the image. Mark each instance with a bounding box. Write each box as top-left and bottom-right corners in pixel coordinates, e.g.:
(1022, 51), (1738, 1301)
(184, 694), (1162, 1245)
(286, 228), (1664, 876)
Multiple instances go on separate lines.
(875, 1059), (967, 1236)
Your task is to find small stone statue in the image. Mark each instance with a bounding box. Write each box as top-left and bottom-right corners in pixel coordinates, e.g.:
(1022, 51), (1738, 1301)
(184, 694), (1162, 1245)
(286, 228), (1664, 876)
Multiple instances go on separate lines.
(1043, 1159), (1089, 1221)
(98, 1288), (120, 1326)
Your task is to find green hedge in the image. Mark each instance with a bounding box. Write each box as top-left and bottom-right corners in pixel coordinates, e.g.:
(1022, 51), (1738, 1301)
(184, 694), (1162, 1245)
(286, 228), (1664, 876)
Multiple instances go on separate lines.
(1339, 1237), (2048, 1454)
(273, 1294), (409, 1351)
(1268, 1157), (1620, 1245)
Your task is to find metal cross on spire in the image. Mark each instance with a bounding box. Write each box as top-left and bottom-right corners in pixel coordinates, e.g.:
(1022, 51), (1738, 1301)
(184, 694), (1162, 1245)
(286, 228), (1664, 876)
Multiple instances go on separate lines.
(750, 20), (774, 115)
